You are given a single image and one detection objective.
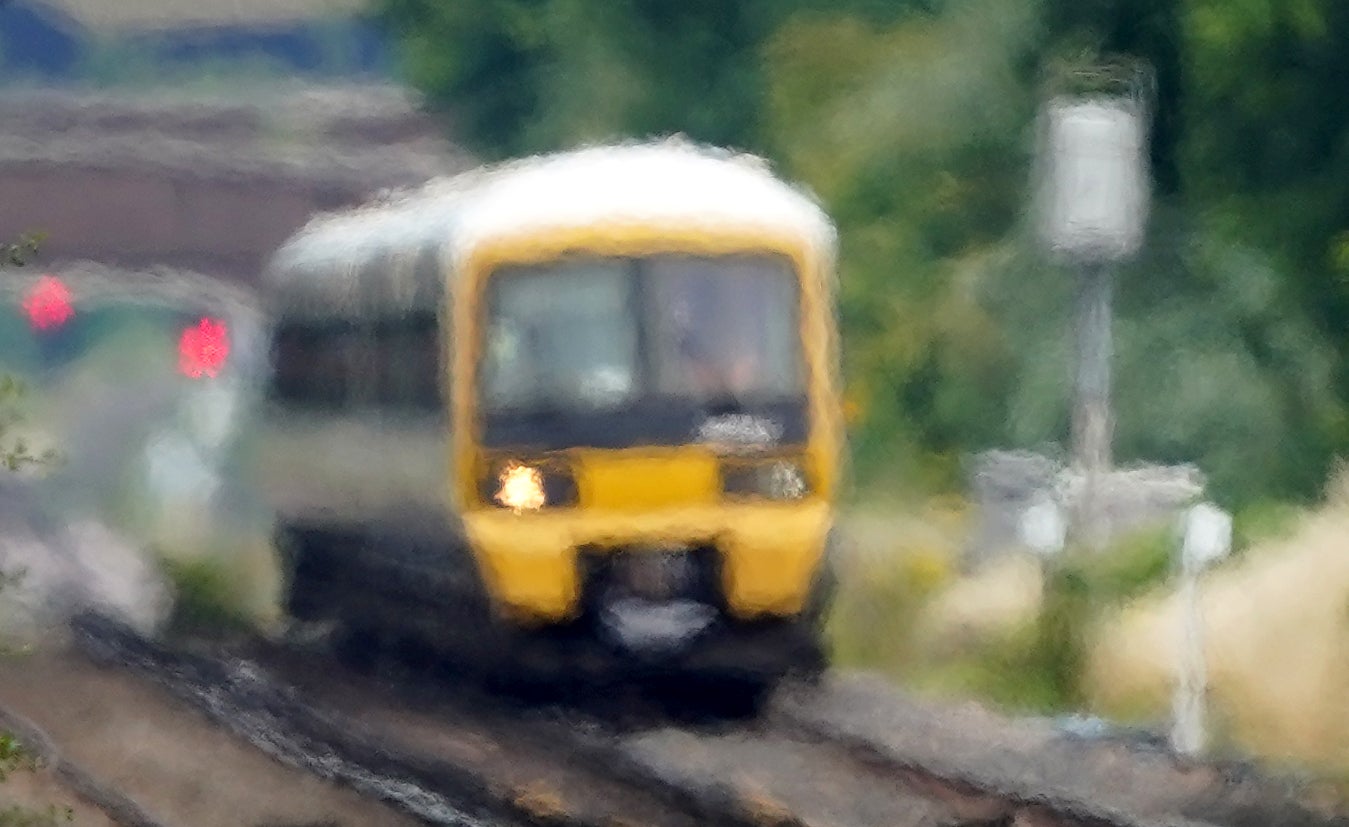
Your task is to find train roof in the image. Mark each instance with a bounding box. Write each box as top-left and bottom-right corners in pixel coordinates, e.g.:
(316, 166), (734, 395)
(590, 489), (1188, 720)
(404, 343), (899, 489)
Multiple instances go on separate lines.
(263, 138), (836, 317)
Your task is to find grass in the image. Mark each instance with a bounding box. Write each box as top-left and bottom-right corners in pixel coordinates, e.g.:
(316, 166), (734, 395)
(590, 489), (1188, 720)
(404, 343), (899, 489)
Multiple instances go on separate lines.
(157, 554), (257, 637)
(827, 501), (965, 678)
(1085, 494), (1349, 776)
(829, 497), (1187, 713)
(828, 485), (1347, 802)
(158, 553), (249, 633)
(831, 499), (1347, 820)
(827, 549), (949, 678)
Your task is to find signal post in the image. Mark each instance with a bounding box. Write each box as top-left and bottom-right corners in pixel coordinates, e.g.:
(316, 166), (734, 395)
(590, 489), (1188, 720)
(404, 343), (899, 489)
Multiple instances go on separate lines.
(1036, 61), (1152, 550)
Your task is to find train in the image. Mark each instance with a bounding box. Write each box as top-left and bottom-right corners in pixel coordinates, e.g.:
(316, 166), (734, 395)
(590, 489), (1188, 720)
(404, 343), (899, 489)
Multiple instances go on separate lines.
(257, 139), (845, 689)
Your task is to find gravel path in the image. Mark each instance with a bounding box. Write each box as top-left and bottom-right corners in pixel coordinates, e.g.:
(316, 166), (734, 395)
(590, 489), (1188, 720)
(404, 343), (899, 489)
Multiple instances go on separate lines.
(772, 673), (1345, 827)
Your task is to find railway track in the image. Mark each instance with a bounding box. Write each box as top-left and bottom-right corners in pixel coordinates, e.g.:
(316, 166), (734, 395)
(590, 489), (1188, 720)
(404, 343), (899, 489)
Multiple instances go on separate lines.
(57, 613), (1343, 827)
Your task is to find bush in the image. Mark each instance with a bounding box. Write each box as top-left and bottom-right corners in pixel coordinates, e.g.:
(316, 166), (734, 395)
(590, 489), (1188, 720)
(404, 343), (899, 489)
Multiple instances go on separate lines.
(1231, 499), (1305, 553)
(826, 550), (950, 676)
(829, 511), (1193, 718)
(158, 555), (254, 636)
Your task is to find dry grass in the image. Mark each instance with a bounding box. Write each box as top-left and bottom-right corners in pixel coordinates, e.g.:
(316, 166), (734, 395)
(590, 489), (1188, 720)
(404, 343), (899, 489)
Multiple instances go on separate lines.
(1086, 476), (1349, 773)
(832, 489), (1347, 770)
(913, 553), (1043, 652)
(828, 502), (967, 679)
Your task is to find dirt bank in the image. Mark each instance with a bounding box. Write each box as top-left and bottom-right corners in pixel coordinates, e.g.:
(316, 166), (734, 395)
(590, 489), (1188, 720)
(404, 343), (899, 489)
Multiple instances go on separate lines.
(0, 646), (421, 827)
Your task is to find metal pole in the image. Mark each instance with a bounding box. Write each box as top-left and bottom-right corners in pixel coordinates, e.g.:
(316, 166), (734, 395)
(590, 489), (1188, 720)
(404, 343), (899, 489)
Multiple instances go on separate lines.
(1171, 503), (1229, 758)
(1072, 261), (1114, 549)
(1170, 558), (1206, 756)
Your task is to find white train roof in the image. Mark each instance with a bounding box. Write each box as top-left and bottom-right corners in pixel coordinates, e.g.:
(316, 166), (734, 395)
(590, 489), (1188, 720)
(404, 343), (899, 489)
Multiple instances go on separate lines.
(264, 138), (835, 316)
(451, 140), (835, 261)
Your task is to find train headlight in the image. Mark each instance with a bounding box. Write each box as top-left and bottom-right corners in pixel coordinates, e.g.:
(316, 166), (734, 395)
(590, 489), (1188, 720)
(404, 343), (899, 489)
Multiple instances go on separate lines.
(482, 460), (578, 511)
(721, 458), (811, 501)
(496, 463), (546, 511)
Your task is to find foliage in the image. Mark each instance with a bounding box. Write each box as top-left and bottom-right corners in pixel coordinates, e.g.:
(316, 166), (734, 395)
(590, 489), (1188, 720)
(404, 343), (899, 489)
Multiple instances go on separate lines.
(0, 377), (57, 474)
(0, 731), (34, 784)
(764, 3), (1040, 489)
(1, 238), (72, 825)
(1, 238), (59, 475)
(0, 806), (72, 827)
(1180, 1), (1349, 344)
(831, 517), (1183, 716)
(373, 0), (932, 159)
(1231, 499), (1306, 552)
(158, 555), (254, 636)
(2, 235), (41, 268)
(375, 0), (1349, 508)
(0, 730), (70, 827)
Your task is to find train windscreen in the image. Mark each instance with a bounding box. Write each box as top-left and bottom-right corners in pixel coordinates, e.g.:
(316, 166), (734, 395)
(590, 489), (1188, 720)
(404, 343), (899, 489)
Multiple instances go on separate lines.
(478, 253), (807, 450)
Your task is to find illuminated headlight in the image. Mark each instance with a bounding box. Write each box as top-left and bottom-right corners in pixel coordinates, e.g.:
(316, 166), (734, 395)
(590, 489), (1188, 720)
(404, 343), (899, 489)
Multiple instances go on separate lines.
(481, 460), (578, 511)
(495, 463), (545, 511)
(721, 458), (811, 501)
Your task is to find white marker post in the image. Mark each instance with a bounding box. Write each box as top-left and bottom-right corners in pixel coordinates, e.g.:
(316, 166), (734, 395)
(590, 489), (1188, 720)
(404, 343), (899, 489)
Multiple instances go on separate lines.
(1020, 494), (1067, 559)
(1171, 502), (1231, 758)
(1021, 494), (1067, 619)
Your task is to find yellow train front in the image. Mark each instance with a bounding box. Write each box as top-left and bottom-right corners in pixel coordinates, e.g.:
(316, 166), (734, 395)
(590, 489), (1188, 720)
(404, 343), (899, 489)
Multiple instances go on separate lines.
(260, 140), (844, 687)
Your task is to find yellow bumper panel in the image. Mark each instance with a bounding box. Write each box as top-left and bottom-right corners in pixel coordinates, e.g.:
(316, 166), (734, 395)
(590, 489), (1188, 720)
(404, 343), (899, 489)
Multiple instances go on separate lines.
(464, 501), (832, 623)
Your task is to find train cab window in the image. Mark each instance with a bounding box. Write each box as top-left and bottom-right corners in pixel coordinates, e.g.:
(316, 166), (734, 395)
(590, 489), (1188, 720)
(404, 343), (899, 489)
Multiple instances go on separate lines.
(480, 259), (639, 412)
(645, 255), (803, 401)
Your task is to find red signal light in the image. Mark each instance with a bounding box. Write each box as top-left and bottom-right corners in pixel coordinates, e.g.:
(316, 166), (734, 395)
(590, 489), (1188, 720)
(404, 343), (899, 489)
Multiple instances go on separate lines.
(22, 275), (73, 331)
(179, 317), (229, 378)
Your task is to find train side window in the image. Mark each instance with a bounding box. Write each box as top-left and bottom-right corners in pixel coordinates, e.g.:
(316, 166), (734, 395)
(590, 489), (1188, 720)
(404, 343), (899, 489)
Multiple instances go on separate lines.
(370, 311), (443, 412)
(270, 319), (360, 409)
(368, 244), (446, 413)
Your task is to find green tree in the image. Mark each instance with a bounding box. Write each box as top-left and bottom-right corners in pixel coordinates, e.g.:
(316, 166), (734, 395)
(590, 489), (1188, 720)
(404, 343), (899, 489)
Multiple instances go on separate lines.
(376, 0), (1349, 504)
(1179, 0), (1349, 425)
(762, 2), (1043, 488)
(374, 0), (937, 158)
(770, 2), (1344, 500)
